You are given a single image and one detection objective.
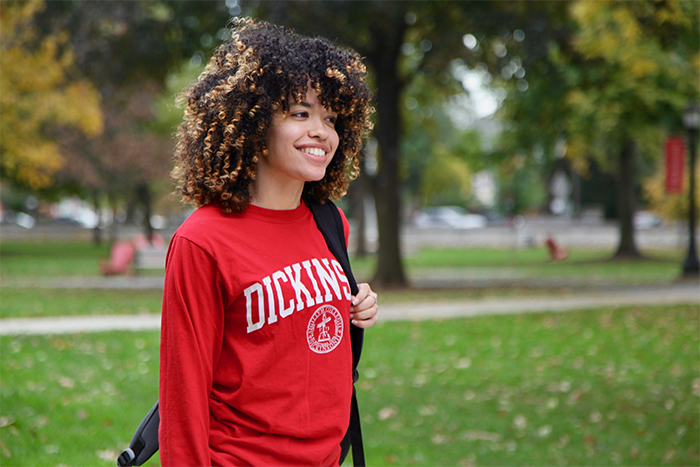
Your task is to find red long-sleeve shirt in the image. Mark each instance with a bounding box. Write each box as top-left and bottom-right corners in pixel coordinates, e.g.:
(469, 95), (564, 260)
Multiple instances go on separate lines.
(159, 202), (353, 466)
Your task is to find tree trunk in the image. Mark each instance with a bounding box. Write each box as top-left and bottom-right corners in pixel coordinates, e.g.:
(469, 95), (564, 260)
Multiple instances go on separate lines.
(107, 191), (119, 244)
(367, 19), (408, 287)
(136, 183), (154, 244)
(92, 191), (101, 245)
(613, 139), (641, 258)
(348, 177), (368, 258)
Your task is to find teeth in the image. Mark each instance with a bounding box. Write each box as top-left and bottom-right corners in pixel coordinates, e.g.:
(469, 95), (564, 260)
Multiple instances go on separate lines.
(300, 147), (326, 157)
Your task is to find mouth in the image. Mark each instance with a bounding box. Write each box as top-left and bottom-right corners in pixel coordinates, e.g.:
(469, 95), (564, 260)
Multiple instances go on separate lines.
(298, 147), (327, 158)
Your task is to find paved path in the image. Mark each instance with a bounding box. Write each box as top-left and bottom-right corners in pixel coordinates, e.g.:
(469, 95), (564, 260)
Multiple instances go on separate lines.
(2, 282), (697, 336)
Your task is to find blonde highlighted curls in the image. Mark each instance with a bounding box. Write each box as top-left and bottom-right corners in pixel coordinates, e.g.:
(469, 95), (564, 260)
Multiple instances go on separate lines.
(173, 18), (373, 213)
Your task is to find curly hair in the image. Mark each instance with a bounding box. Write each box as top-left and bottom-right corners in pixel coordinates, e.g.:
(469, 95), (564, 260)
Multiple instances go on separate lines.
(172, 18), (373, 213)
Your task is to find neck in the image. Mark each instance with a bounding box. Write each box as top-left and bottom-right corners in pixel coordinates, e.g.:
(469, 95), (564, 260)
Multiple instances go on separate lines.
(251, 180), (304, 210)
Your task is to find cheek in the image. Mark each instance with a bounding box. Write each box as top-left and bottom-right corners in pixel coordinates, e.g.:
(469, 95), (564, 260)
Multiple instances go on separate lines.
(330, 131), (340, 153)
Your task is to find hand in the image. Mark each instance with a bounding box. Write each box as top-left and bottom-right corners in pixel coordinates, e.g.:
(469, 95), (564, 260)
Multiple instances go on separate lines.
(350, 283), (378, 329)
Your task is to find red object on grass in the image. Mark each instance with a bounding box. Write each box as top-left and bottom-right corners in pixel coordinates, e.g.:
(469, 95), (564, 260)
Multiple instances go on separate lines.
(100, 240), (136, 275)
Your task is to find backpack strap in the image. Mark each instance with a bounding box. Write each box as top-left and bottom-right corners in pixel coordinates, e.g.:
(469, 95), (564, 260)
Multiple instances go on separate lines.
(117, 400), (160, 467)
(307, 199), (365, 466)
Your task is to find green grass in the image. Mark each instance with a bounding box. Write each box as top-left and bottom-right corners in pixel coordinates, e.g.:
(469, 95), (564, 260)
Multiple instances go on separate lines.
(0, 282), (576, 319)
(1, 331), (161, 466)
(1, 240), (695, 465)
(2, 304), (697, 466)
(357, 304), (699, 466)
(351, 247), (685, 285)
(1, 240), (685, 285)
(0, 241), (111, 277)
(0, 288), (163, 319)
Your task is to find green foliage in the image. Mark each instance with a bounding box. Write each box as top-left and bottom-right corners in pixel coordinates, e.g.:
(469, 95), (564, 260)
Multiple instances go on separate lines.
(492, 0), (698, 222)
(150, 61), (206, 137)
(401, 76), (486, 208)
(420, 144), (473, 206)
(559, 0), (698, 171)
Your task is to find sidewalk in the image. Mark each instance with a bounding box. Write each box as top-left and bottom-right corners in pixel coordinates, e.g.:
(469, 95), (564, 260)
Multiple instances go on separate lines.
(1, 282), (697, 335)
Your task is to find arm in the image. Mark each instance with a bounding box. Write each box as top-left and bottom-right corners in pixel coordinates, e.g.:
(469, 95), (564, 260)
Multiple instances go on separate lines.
(159, 236), (225, 467)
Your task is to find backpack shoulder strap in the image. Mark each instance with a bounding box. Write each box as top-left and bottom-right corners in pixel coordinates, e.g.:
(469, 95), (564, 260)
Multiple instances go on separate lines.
(307, 199), (365, 467)
(306, 199), (364, 367)
(306, 199), (359, 295)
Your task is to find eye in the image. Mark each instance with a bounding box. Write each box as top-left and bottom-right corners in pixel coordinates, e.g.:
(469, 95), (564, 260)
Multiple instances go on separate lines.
(290, 110), (308, 118)
(326, 115), (337, 125)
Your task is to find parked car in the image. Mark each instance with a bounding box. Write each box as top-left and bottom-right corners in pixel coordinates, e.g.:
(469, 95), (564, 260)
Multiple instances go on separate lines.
(634, 210), (664, 229)
(413, 206), (487, 229)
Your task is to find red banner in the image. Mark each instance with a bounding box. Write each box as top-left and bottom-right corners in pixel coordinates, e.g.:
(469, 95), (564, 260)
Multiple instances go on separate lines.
(665, 137), (685, 194)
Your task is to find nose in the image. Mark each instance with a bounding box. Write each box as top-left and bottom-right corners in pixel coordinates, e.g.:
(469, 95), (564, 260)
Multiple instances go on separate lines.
(308, 116), (329, 140)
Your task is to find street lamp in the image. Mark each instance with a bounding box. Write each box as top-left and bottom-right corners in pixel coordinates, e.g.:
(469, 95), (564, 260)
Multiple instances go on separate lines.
(682, 100), (699, 278)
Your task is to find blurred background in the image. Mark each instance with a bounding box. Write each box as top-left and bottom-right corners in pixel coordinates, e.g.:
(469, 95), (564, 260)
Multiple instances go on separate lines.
(1, 1), (699, 466)
(2, 0), (699, 283)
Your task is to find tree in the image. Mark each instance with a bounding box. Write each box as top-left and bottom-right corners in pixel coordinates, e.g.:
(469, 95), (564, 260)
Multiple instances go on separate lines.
(489, 0), (698, 258)
(561, 0), (698, 258)
(31, 1), (230, 240)
(55, 85), (174, 242)
(0, 0), (102, 189)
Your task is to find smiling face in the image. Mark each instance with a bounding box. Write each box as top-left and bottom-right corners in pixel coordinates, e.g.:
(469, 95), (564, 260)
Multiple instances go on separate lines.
(255, 86), (340, 206)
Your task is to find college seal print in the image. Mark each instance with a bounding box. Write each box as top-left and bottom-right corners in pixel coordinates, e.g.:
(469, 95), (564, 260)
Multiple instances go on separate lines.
(307, 305), (344, 354)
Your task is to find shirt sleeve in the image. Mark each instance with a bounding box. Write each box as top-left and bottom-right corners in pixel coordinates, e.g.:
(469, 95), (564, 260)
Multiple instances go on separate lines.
(159, 235), (225, 467)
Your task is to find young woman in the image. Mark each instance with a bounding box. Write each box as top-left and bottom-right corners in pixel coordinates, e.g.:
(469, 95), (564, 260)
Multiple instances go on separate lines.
(159, 18), (378, 466)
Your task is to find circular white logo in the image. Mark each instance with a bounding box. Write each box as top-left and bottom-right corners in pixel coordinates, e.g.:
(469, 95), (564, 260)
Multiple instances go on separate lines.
(307, 305), (344, 354)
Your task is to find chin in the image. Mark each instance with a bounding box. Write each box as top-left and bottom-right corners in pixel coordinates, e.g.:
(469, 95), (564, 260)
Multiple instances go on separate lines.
(304, 170), (329, 182)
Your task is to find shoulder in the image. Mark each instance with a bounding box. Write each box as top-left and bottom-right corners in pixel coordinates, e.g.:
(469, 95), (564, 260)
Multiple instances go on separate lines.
(176, 205), (225, 233)
(171, 204), (240, 248)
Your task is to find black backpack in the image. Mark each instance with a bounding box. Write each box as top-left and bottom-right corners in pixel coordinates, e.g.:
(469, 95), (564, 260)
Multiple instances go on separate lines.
(118, 200), (365, 467)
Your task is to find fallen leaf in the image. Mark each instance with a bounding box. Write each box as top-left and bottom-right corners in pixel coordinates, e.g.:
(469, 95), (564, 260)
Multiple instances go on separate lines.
(378, 406), (398, 421)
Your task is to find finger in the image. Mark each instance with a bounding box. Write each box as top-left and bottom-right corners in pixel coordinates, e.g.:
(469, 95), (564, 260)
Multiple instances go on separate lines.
(350, 293), (376, 312)
(350, 306), (376, 321)
(352, 312), (378, 329)
(351, 283), (371, 306)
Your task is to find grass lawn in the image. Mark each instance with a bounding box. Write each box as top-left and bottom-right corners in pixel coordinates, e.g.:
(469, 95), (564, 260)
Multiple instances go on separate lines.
(351, 247), (685, 285)
(0, 288), (163, 319)
(0, 240), (685, 285)
(0, 242), (111, 277)
(2, 304), (698, 466)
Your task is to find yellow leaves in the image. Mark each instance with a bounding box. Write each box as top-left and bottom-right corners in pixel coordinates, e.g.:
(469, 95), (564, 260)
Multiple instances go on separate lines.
(569, 1), (606, 25)
(611, 6), (641, 43)
(570, 1), (663, 79)
(630, 59), (658, 79)
(655, 0), (693, 27)
(642, 161), (700, 222)
(0, 0), (44, 34)
(0, 0), (103, 189)
(56, 82), (104, 138)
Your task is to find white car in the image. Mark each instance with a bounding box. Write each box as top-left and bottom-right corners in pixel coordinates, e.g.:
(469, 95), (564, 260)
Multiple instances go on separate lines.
(634, 211), (664, 229)
(413, 206), (487, 229)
